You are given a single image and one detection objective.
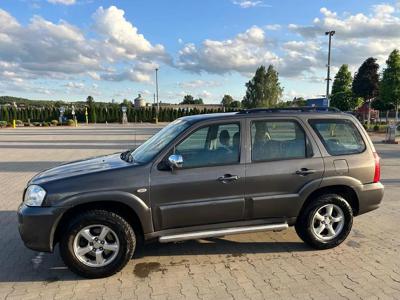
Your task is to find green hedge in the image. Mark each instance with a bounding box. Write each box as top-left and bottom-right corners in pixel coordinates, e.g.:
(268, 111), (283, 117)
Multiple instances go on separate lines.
(0, 105), (231, 124)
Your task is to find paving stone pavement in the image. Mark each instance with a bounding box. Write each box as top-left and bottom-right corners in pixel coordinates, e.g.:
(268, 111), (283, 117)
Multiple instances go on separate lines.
(0, 125), (399, 300)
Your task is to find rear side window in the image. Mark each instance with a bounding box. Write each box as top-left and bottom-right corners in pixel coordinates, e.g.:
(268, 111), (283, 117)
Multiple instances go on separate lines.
(309, 119), (366, 156)
(251, 120), (306, 161)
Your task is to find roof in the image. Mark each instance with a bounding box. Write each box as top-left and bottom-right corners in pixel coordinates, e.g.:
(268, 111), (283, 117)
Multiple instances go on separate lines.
(179, 107), (346, 123)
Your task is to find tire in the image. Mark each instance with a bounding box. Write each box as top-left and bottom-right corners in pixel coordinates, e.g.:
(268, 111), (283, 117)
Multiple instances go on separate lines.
(295, 194), (353, 250)
(60, 210), (136, 278)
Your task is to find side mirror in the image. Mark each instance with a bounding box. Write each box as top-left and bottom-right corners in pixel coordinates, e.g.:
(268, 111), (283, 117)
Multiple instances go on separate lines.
(168, 154), (183, 169)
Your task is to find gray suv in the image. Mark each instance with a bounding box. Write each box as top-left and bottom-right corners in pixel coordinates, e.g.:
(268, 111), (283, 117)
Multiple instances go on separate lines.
(18, 108), (384, 278)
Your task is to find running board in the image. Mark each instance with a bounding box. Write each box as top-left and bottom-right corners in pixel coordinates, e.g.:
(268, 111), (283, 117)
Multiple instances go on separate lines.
(158, 223), (288, 243)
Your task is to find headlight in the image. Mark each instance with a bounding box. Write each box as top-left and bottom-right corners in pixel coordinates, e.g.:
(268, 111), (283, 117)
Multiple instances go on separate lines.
(24, 185), (46, 207)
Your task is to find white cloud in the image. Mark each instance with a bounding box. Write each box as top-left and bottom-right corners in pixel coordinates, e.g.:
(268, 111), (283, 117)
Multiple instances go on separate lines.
(177, 26), (281, 75)
(93, 6), (168, 62)
(47, 0), (76, 5)
(178, 80), (221, 89)
(0, 6), (168, 88)
(198, 90), (212, 99)
(287, 3), (400, 75)
(64, 82), (85, 89)
(232, 1), (270, 8)
(265, 24), (281, 31)
(289, 5), (400, 40)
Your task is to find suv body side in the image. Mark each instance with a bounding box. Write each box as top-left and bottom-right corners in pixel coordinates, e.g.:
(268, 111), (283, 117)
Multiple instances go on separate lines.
(18, 111), (384, 254)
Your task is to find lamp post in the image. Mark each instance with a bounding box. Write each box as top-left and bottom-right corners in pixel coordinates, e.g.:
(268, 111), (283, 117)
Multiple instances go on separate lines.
(155, 68), (159, 123)
(325, 30), (335, 107)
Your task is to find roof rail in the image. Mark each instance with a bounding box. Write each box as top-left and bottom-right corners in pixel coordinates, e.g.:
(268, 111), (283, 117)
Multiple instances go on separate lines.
(238, 106), (341, 114)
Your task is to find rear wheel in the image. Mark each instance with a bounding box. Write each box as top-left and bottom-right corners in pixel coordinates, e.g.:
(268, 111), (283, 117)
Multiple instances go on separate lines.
(60, 210), (135, 278)
(295, 194), (353, 249)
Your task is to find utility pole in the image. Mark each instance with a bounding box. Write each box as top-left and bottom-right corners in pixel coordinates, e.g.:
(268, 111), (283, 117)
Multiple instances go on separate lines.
(155, 68), (159, 123)
(325, 30), (335, 107)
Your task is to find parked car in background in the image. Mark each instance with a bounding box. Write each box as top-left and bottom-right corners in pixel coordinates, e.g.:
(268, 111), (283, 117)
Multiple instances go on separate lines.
(18, 107), (384, 278)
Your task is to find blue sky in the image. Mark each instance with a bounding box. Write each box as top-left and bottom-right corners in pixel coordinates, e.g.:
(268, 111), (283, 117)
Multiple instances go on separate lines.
(0, 0), (399, 103)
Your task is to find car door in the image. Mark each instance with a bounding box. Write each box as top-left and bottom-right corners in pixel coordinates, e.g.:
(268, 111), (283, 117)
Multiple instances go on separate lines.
(150, 119), (246, 231)
(244, 117), (324, 219)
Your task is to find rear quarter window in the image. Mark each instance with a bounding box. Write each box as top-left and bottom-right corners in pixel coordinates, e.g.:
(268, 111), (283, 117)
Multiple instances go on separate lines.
(309, 119), (366, 156)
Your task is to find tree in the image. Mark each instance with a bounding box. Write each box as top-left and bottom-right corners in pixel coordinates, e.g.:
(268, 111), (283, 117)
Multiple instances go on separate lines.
(193, 98), (203, 105)
(332, 64), (352, 95)
(330, 64), (360, 111)
(292, 97), (306, 107)
(230, 100), (241, 108)
(221, 94), (234, 107)
(242, 65), (283, 108)
(86, 96), (94, 106)
(86, 96), (96, 123)
(380, 49), (400, 121)
(181, 95), (194, 104)
(121, 99), (132, 108)
(352, 58), (379, 124)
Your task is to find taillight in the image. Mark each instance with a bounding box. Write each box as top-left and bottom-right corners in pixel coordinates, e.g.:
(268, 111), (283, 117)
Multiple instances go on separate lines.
(373, 152), (381, 183)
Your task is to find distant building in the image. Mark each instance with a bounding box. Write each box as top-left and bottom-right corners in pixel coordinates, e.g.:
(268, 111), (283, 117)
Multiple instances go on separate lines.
(306, 98), (328, 107)
(134, 94), (147, 108)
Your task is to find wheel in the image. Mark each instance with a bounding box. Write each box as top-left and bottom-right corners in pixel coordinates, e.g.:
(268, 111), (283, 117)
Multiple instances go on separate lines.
(60, 210), (136, 278)
(295, 194), (353, 250)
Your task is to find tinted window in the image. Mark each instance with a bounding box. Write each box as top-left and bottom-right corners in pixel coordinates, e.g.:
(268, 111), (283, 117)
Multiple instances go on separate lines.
(251, 120), (306, 161)
(309, 119), (366, 155)
(176, 123), (240, 168)
(131, 119), (190, 163)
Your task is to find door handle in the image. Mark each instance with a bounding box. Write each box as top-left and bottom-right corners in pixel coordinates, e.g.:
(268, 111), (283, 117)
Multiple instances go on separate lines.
(218, 174), (239, 183)
(295, 168), (316, 176)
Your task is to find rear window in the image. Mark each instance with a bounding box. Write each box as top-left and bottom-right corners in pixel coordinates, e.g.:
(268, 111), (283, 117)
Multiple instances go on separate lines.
(309, 119), (366, 156)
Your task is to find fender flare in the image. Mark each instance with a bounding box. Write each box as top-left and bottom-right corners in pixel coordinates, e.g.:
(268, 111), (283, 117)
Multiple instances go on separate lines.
(55, 191), (154, 233)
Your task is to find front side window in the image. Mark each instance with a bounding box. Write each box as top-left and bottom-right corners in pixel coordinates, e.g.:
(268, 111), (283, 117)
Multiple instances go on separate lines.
(309, 119), (366, 156)
(130, 119), (191, 163)
(175, 123), (240, 168)
(251, 120), (306, 162)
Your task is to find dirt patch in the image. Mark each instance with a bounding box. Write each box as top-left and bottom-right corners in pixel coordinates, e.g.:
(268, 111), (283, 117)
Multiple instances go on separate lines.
(134, 262), (166, 278)
(346, 240), (361, 248)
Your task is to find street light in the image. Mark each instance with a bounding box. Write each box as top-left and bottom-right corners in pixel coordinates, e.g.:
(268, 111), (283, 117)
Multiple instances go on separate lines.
(155, 68), (159, 123)
(325, 30), (335, 107)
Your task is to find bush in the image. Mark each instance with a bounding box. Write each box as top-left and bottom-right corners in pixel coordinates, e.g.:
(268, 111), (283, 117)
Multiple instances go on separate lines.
(373, 125), (379, 132)
(43, 122), (50, 127)
(16, 120), (24, 126)
(67, 119), (76, 126)
(0, 121), (7, 128)
(33, 122), (41, 127)
(51, 120), (59, 126)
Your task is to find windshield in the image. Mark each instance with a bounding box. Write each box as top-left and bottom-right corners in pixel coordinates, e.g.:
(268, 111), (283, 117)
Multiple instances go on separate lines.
(128, 119), (191, 164)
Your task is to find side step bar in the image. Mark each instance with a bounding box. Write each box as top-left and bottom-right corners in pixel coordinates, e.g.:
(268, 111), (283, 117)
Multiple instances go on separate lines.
(158, 223), (288, 243)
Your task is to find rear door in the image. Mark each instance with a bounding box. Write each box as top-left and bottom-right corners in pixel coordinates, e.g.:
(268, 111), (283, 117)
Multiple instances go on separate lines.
(244, 117), (324, 219)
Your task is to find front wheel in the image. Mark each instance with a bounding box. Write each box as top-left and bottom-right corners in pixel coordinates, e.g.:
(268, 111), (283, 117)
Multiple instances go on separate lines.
(295, 194), (353, 250)
(60, 210), (136, 278)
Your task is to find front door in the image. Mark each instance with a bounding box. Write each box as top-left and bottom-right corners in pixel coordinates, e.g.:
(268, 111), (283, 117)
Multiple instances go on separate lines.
(150, 120), (246, 231)
(244, 118), (325, 219)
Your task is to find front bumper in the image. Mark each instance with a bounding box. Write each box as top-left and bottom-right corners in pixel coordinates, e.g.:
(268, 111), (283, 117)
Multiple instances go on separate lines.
(18, 204), (66, 252)
(356, 182), (384, 215)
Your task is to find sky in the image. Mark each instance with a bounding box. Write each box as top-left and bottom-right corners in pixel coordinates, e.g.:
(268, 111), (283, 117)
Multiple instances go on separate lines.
(0, 0), (399, 104)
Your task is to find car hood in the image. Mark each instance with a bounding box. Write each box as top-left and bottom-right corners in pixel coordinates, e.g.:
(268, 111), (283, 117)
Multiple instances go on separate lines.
(29, 153), (132, 185)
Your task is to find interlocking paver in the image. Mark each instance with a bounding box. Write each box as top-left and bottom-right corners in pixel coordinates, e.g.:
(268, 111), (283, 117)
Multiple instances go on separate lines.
(0, 125), (399, 299)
